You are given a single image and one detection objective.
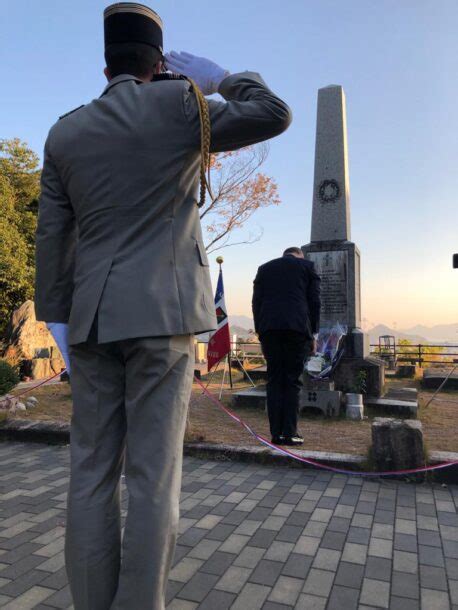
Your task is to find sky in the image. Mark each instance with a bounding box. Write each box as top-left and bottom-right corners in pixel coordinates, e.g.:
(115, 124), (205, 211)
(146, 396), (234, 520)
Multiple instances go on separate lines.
(2, 0), (458, 329)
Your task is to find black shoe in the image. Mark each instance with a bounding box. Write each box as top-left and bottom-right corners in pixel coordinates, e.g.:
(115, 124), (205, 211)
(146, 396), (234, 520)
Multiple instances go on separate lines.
(284, 436), (304, 446)
(271, 435), (286, 445)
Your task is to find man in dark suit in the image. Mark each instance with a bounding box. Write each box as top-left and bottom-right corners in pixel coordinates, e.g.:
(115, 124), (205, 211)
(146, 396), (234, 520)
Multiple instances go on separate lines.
(252, 247), (321, 445)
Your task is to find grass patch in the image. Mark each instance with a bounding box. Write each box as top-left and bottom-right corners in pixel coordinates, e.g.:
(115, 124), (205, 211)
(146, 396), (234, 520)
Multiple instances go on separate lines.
(7, 377), (458, 455)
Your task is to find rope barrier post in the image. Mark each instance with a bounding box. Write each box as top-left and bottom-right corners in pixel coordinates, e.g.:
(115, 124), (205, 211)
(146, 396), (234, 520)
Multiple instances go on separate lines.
(424, 365), (457, 409)
(219, 358), (227, 400)
(227, 353), (233, 389)
(7, 367), (458, 478)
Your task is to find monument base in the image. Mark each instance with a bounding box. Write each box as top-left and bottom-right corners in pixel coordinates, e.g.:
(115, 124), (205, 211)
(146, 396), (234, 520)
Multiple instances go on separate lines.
(302, 239), (361, 329)
(302, 238), (384, 397)
(350, 328), (370, 359)
(304, 356), (385, 399)
(299, 388), (342, 417)
(333, 354), (385, 398)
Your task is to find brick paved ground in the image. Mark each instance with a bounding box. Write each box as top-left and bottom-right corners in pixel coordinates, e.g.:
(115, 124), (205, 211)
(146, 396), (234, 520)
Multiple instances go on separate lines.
(0, 442), (457, 609)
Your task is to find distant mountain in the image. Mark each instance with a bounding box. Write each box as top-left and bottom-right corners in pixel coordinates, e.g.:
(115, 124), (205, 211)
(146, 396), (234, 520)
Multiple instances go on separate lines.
(401, 323), (458, 343)
(229, 315), (254, 331)
(195, 322), (254, 343)
(230, 325), (253, 339)
(207, 316), (458, 344)
(368, 325), (429, 345)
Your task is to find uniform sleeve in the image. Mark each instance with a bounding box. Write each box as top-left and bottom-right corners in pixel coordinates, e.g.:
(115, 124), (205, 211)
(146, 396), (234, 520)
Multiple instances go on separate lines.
(307, 263), (321, 335)
(183, 72), (292, 153)
(252, 267), (263, 334)
(34, 140), (77, 323)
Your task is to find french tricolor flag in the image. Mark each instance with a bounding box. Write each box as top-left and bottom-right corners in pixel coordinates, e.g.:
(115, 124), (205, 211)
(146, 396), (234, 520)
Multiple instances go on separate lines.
(207, 269), (231, 372)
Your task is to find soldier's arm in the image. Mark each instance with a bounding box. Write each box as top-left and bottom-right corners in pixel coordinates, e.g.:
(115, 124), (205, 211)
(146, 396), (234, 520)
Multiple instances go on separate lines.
(183, 72), (292, 153)
(34, 140), (77, 323)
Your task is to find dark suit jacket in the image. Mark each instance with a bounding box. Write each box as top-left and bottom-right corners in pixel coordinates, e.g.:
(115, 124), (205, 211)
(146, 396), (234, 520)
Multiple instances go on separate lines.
(252, 255), (321, 339)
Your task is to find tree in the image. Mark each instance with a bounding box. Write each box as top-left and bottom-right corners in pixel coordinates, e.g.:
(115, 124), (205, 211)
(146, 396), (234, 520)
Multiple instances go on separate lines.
(0, 175), (33, 337)
(0, 138), (279, 336)
(200, 144), (279, 252)
(0, 139), (39, 338)
(397, 339), (445, 365)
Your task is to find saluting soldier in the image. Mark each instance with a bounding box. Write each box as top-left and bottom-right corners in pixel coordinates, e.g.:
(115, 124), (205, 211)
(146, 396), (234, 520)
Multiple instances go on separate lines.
(35, 3), (292, 609)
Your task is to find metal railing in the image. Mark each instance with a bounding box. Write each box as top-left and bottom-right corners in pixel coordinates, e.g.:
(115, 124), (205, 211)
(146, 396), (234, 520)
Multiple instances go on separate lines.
(196, 341), (458, 369)
(370, 344), (458, 368)
(195, 341), (265, 365)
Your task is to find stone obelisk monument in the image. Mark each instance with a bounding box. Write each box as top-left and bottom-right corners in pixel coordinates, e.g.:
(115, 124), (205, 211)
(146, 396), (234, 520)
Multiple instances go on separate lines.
(303, 85), (384, 395)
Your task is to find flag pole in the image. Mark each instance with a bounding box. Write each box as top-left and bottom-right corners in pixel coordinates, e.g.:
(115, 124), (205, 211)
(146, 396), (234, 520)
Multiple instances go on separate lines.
(215, 255), (233, 392)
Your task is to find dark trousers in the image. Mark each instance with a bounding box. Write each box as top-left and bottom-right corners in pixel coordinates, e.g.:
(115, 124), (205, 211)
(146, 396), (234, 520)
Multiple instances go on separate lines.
(260, 330), (312, 438)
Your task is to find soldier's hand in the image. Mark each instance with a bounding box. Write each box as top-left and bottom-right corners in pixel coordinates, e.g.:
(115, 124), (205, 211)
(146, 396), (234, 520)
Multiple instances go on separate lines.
(47, 322), (71, 374)
(164, 51), (229, 95)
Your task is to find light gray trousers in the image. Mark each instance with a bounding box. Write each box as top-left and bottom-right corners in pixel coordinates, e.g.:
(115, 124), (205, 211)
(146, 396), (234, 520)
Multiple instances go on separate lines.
(66, 335), (194, 610)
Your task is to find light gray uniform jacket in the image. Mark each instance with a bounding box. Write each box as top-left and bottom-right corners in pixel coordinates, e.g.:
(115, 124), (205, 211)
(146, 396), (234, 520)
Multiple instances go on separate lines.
(35, 72), (292, 345)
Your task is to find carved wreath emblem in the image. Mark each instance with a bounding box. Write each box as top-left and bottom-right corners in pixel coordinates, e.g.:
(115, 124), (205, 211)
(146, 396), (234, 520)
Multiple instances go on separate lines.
(318, 179), (340, 203)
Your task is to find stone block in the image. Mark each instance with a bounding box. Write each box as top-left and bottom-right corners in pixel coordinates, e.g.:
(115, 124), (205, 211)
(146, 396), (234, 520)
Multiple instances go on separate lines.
(422, 368), (458, 391)
(351, 328), (370, 358)
(303, 376), (335, 391)
(397, 365), (416, 378)
(371, 418), (424, 471)
(333, 356), (385, 397)
(365, 397), (417, 418)
(300, 389), (342, 417)
(243, 366), (267, 382)
(346, 394), (364, 420)
(231, 387), (267, 410)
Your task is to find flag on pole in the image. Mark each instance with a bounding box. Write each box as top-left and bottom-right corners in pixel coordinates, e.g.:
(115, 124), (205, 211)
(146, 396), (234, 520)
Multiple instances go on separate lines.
(207, 268), (231, 372)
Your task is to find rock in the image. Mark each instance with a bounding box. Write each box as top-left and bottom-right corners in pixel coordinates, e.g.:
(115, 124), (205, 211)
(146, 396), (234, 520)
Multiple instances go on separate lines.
(31, 359), (54, 380)
(25, 401), (36, 409)
(0, 395), (16, 411)
(27, 396), (38, 404)
(371, 417), (424, 471)
(6, 396), (18, 413)
(16, 402), (27, 412)
(2, 301), (65, 378)
(50, 358), (65, 374)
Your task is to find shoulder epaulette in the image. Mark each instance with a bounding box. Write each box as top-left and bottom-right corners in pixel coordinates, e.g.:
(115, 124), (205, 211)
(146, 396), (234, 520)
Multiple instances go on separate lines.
(59, 105), (85, 120)
(151, 73), (187, 83)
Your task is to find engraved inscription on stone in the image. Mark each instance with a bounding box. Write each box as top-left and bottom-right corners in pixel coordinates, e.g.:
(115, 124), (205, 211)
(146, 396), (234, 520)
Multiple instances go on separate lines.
(307, 250), (348, 325)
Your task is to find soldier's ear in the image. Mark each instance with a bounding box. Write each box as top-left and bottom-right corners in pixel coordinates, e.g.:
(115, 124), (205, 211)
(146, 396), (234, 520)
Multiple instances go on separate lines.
(104, 67), (111, 82)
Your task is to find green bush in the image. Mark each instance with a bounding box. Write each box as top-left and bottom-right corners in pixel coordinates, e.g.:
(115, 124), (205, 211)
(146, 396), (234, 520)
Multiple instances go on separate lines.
(0, 359), (19, 395)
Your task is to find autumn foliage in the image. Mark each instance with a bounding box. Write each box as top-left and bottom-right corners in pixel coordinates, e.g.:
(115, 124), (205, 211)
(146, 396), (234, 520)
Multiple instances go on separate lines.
(200, 144), (279, 252)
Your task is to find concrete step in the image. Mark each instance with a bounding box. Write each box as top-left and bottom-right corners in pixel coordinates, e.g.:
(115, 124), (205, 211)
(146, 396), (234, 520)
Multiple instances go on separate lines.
(233, 386), (419, 418)
(365, 397), (417, 417)
(422, 367), (458, 390)
(243, 366), (267, 382)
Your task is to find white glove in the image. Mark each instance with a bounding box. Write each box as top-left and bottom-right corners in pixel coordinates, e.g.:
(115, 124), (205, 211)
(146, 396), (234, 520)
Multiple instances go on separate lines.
(164, 51), (230, 95)
(47, 323), (71, 374)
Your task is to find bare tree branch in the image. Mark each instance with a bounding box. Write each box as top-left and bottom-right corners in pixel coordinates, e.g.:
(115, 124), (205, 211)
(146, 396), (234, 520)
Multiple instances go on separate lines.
(199, 143), (279, 253)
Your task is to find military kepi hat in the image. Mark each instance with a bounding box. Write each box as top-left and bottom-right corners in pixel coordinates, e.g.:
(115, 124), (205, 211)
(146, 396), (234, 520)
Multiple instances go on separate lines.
(104, 3), (163, 53)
